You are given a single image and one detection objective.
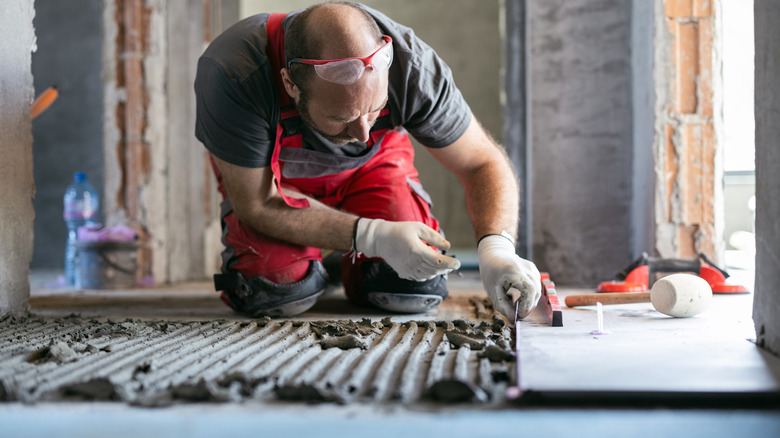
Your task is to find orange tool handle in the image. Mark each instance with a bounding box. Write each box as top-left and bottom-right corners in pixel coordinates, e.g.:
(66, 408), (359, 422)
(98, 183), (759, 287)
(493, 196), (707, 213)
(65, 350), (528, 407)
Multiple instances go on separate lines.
(565, 292), (651, 307)
(31, 86), (59, 119)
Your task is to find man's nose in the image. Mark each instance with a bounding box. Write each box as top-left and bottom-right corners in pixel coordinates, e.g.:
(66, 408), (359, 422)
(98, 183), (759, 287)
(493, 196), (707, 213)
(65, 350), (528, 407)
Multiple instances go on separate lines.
(347, 116), (370, 143)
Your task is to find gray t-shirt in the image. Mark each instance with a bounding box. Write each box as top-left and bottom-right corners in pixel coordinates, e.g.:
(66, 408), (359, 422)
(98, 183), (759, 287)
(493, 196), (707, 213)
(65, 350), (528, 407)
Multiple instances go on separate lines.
(194, 4), (471, 169)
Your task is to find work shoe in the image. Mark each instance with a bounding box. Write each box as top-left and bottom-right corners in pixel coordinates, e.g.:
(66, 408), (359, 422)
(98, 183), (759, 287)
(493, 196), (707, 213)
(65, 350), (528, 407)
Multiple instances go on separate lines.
(344, 257), (448, 313)
(215, 260), (327, 318)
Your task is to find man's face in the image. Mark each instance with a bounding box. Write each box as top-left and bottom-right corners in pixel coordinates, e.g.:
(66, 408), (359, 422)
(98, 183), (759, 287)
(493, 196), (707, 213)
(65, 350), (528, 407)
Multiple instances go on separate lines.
(296, 72), (389, 145)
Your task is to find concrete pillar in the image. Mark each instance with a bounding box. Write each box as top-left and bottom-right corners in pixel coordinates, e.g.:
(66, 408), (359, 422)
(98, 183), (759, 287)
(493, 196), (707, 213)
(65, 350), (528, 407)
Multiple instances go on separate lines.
(528, 0), (635, 285)
(753, 0), (780, 355)
(0, 1), (36, 316)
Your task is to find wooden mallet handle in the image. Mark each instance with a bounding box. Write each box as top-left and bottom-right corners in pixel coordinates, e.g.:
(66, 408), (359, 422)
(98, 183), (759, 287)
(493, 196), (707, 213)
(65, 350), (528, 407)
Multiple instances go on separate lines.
(565, 292), (651, 307)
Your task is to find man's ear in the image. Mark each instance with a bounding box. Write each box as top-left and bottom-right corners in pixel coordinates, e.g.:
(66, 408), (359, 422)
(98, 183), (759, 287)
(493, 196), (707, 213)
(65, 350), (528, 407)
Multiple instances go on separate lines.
(280, 68), (300, 102)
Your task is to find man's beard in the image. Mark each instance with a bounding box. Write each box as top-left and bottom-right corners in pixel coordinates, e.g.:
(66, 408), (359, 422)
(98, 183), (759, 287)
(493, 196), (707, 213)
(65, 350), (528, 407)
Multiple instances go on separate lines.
(296, 94), (358, 145)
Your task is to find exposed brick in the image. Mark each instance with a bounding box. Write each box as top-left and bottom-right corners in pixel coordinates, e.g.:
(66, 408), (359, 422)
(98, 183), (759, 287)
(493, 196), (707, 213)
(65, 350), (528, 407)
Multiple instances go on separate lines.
(678, 224), (699, 258)
(700, 123), (715, 225)
(683, 124), (704, 224)
(695, 223), (716, 257)
(698, 18), (713, 118)
(682, 123), (715, 225)
(693, 0), (714, 17)
(675, 21), (699, 114)
(665, 0), (693, 18)
(657, 0), (718, 262)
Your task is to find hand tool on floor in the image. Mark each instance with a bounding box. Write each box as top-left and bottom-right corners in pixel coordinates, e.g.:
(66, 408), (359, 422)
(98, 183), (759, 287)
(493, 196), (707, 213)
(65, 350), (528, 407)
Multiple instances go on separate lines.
(506, 296), (523, 399)
(567, 273), (713, 318)
(597, 252), (749, 294)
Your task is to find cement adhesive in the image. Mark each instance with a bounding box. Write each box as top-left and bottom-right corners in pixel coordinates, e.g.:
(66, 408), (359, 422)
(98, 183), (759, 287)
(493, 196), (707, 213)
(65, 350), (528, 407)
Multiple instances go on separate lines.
(0, 314), (515, 406)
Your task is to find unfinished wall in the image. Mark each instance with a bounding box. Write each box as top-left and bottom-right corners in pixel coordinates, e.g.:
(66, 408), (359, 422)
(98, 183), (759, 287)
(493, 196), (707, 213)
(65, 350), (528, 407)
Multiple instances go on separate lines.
(239, 0), (502, 249)
(0, 1), (36, 315)
(754, 0), (780, 355)
(632, 0), (658, 259)
(528, 0), (636, 285)
(31, 0), (105, 270)
(654, 0), (723, 262)
(103, 0), (209, 284)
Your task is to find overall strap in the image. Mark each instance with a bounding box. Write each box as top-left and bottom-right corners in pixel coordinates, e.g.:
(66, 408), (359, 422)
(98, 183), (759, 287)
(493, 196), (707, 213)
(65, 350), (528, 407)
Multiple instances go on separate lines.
(266, 12), (309, 208)
(266, 13), (293, 109)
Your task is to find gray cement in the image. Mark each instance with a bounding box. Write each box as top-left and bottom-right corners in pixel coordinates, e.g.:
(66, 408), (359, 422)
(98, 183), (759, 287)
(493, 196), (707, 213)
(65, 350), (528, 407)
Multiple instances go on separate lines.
(0, 1), (36, 316)
(0, 315), (514, 406)
(754, 0), (780, 356)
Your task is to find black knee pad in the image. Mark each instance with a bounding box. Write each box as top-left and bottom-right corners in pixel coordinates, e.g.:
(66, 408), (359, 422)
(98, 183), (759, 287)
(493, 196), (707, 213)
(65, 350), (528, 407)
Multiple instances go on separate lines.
(214, 260), (327, 317)
(360, 259), (448, 313)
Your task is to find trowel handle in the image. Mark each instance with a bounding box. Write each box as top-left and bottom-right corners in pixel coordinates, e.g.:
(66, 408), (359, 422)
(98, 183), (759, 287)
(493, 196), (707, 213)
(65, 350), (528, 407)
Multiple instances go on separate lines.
(565, 292), (651, 307)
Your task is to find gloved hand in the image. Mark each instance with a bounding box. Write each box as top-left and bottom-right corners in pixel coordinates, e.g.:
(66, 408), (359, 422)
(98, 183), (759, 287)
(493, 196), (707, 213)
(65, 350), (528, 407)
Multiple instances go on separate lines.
(355, 218), (461, 281)
(478, 234), (542, 319)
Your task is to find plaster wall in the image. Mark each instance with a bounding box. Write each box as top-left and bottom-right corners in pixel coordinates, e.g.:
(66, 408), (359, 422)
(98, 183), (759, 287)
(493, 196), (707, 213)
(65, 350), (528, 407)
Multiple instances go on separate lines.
(0, 1), (36, 315)
(239, 0), (502, 248)
(166, 0), (209, 281)
(528, 0), (636, 285)
(753, 0), (780, 355)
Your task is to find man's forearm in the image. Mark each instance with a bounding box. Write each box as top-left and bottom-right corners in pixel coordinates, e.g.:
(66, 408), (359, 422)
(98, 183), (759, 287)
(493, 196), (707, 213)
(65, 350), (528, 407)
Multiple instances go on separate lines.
(425, 115), (521, 243)
(242, 194), (359, 251)
(463, 154), (520, 241)
(211, 154), (359, 251)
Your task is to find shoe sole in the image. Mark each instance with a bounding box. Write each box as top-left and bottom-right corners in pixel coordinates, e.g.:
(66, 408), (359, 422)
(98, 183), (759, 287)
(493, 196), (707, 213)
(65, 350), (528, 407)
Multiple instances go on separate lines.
(250, 289), (325, 318)
(366, 292), (443, 314)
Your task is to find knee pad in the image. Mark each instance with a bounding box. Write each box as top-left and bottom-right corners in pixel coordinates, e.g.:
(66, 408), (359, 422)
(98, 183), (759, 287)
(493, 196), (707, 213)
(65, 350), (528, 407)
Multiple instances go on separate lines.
(215, 260), (327, 317)
(343, 258), (448, 314)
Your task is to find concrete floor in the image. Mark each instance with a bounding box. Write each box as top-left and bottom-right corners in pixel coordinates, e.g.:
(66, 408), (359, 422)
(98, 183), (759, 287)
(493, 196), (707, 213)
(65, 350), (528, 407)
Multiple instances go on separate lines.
(2, 402), (780, 438)
(2, 269), (778, 437)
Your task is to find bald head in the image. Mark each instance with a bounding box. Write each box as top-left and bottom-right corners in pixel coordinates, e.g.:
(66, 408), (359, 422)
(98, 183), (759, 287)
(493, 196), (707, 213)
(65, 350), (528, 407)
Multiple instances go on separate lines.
(285, 2), (383, 89)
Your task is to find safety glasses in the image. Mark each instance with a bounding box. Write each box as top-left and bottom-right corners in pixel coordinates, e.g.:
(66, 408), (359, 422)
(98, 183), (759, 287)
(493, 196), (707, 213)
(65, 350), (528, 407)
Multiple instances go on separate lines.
(287, 35), (393, 85)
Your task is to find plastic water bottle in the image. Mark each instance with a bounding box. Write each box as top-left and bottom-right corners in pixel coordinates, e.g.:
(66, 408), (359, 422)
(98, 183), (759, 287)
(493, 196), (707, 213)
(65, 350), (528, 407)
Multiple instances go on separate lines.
(63, 172), (99, 286)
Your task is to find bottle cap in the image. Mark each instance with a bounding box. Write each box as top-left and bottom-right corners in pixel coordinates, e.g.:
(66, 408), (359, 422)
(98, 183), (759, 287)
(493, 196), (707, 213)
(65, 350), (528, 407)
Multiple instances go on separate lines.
(74, 172), (87, 182)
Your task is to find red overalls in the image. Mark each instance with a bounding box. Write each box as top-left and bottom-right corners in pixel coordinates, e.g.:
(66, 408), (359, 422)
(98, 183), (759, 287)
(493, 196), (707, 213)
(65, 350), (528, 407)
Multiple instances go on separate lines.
(210, 13), (440, 305)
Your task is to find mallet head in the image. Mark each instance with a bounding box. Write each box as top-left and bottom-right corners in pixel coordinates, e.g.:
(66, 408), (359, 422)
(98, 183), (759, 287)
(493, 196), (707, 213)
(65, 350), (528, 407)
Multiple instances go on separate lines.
(650, 273), (713, 318)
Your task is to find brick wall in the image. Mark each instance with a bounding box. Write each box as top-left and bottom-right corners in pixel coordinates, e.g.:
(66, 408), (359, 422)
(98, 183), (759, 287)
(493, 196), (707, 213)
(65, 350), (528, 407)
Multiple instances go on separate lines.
(656, 0), (720, 260)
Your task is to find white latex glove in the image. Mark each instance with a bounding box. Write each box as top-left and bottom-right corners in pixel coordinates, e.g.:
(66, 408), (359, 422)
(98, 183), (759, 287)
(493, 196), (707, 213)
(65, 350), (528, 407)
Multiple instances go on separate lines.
(355, 218), (461, 281)
(478, 234), (542, 319)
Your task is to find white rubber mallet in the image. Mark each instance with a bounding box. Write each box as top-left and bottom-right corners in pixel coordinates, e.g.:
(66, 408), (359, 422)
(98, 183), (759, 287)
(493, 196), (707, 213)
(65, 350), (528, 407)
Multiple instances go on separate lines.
(565, 273), (713, 318)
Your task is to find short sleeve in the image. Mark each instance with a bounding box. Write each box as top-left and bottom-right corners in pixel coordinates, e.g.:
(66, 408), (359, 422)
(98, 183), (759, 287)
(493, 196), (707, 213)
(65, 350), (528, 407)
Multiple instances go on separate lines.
(194, 55), (278, 168)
